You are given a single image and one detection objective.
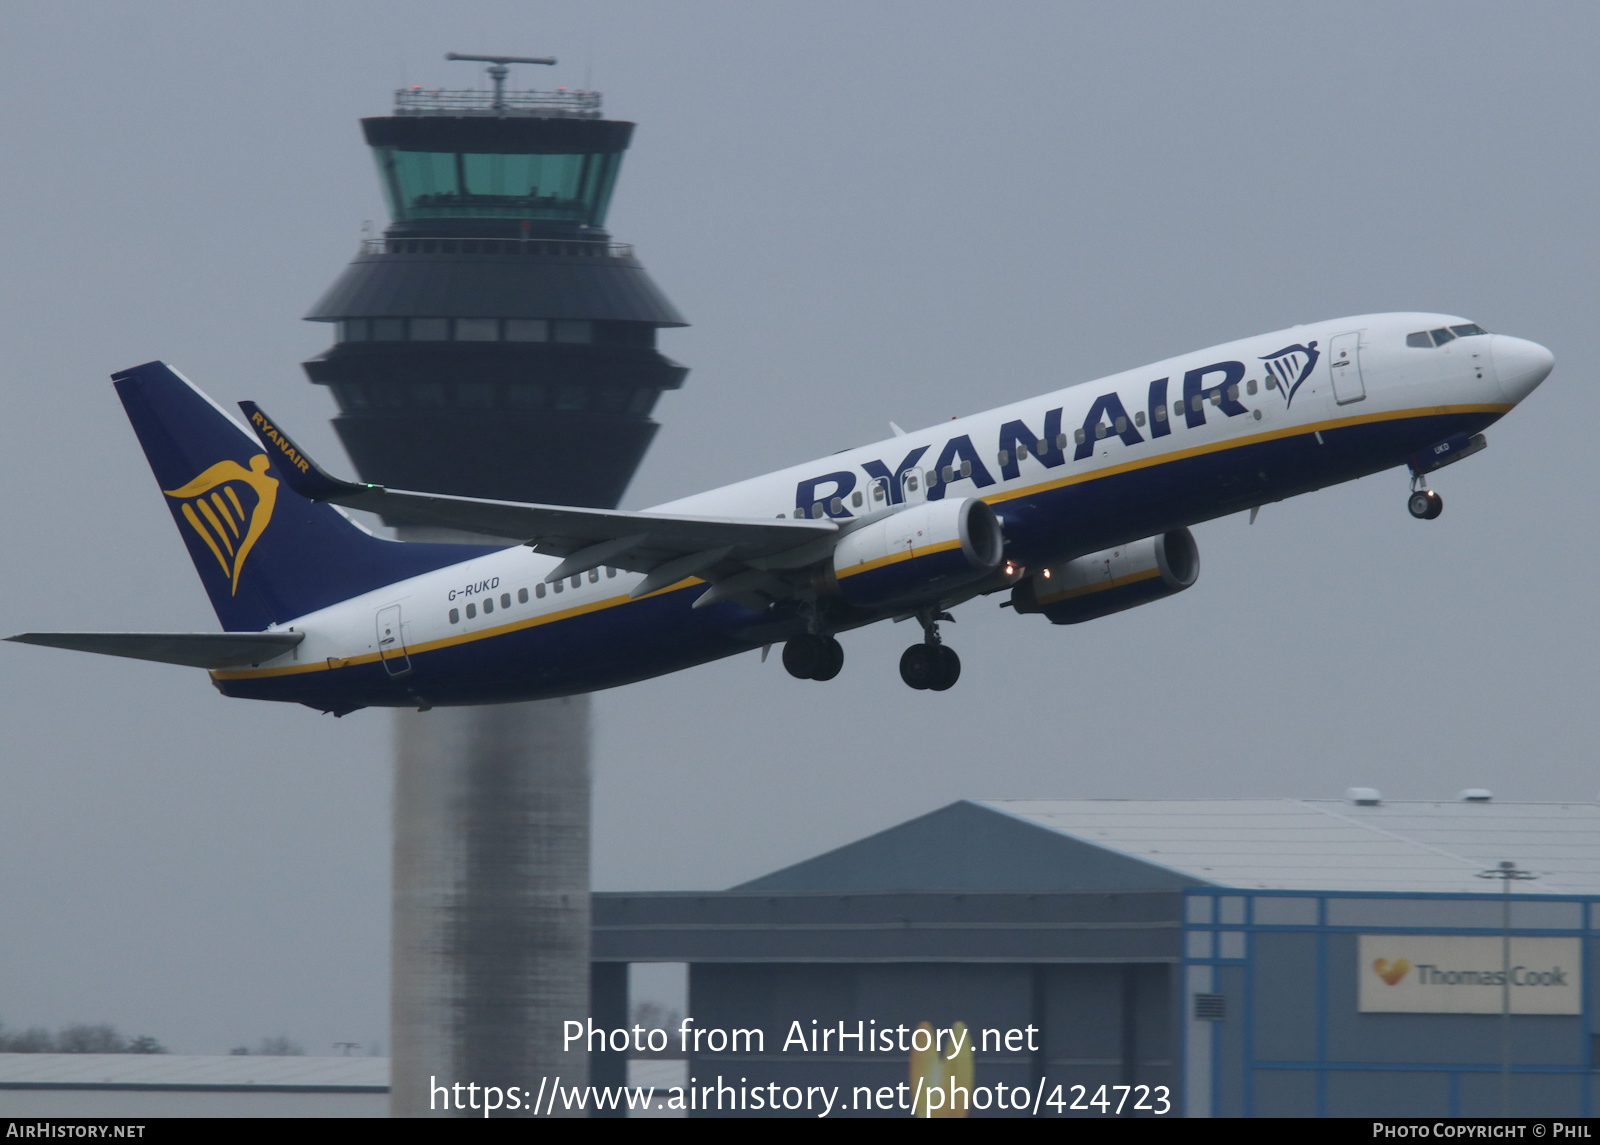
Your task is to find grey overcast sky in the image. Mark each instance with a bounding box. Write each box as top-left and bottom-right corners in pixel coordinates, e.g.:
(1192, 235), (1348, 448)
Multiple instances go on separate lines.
(0, 1), (1593, 1054)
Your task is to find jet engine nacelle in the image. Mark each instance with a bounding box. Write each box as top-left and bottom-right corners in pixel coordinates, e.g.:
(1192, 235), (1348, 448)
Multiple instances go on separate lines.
(829, 497), (1004, 609)
(1011, 528), (1199, 624)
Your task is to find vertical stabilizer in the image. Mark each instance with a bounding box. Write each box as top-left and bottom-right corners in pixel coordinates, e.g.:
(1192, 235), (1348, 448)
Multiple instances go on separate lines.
(113, 361), (500, 631)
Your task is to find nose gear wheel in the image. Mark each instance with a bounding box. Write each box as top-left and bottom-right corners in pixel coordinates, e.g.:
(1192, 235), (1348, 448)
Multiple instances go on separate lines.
(1408, 489), (1443, 520)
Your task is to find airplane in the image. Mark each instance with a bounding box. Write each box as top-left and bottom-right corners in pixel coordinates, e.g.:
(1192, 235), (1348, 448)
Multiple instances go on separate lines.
(7, 313), (1553, 714)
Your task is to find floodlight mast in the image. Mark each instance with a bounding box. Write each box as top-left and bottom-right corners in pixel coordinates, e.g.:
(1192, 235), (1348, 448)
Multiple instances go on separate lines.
(1477, 860), (1537, 1117)
(445, 52), (556, 111)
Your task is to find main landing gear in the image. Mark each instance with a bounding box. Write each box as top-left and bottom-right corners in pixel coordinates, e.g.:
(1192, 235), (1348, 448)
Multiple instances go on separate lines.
(1408, 472), (1444, 520)
(782, 633), (844, 681)
(900, 608), (960, 692)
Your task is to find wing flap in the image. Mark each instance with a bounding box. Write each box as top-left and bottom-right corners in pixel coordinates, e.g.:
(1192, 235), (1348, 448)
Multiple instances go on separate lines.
(6, 631), (305, 669)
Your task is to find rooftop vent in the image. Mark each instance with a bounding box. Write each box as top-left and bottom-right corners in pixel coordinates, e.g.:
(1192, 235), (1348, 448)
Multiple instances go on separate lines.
(1345, 787), (1382, 806)
(1458, 789), (1494, 803)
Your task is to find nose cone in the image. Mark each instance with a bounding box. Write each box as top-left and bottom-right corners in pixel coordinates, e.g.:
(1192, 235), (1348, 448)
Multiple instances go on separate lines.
(1491, 335), (1555, 403)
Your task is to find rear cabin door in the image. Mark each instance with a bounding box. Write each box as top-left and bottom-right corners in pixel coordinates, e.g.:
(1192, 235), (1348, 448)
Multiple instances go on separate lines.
(1329, 332), (1366, 404)
(377, 604), (412, 677)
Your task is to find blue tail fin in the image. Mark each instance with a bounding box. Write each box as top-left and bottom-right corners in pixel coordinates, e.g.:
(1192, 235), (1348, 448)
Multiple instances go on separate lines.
(114, 362), (500, 631)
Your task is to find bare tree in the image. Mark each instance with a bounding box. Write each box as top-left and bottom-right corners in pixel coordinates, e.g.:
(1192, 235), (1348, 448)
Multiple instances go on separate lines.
(231, 1036), (306, 1056)
(0, 1021), (164, 1054)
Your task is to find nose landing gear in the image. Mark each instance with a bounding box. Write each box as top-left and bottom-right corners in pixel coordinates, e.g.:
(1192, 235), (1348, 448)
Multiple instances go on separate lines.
(1408, 488), (1443, 519)
(900, 608), (961, 691)
(1407, 463), (1444, 520)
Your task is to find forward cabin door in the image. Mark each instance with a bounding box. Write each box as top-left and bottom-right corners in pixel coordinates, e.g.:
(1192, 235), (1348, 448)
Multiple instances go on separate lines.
(1329, 332), (1366, 404)
(377, 604), (412, 677)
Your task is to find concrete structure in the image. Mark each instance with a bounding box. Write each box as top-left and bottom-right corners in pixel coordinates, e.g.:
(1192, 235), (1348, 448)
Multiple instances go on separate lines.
(0, 1054), (388, 1118)
(594, 797), (1600, 1118)
(302, 60), (685, 1116)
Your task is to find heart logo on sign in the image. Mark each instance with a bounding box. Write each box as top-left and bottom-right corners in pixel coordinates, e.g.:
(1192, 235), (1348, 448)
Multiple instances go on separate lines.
(1373, 958), (1411, 986)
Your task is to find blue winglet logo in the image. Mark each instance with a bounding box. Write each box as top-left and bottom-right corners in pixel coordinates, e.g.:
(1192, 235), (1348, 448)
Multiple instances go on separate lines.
(1259, 341), (1320, 408)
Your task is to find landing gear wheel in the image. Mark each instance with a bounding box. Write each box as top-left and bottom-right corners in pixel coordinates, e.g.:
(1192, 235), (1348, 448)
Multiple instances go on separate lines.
(1408, 489), (1443, 520)
(899, 644), (939, 690)
(783, 634), (843, 681)
(928, 645), (961, 692)
(783, 635), (827, 680)
(812, 637), (845, 681)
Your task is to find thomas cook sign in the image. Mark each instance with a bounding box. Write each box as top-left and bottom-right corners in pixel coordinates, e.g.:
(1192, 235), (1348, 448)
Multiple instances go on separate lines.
(1358, 935), (1581, 1014)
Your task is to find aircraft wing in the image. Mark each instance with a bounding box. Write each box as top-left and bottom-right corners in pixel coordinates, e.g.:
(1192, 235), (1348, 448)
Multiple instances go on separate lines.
(239, 403), (840, 598)
(6, 631), (305, 669)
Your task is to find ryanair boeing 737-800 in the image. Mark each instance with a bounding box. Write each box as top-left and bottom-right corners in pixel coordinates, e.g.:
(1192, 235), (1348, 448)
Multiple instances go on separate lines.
(8, 313), (1553, 714)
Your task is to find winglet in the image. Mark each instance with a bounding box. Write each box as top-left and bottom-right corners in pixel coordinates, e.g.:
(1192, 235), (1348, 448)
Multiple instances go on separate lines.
(238, 401), (371, 501)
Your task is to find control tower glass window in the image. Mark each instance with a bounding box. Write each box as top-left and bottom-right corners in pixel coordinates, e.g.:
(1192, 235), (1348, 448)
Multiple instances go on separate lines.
(375, 148), (623, 226)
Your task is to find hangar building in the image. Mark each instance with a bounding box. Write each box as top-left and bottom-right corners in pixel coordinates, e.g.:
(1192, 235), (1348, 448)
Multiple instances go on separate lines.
(594, 796), (1600, 1118)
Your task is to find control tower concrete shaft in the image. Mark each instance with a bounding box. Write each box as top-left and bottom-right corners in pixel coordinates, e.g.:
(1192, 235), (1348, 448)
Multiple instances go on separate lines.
(303, 63), (685, 1116)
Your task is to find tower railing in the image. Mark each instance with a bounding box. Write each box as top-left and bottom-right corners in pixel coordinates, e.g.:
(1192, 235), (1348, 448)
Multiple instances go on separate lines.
(360, 237), (634, 258)
(393, 87), (602, 118)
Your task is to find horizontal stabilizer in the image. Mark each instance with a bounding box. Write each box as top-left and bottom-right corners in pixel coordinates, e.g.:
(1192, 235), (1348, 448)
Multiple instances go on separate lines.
(6, 631), (305, 669)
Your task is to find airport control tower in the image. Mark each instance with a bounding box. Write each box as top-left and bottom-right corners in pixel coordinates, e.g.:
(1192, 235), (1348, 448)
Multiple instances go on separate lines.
(304, 56), (687, 507)
(302, 55), (686, 1117)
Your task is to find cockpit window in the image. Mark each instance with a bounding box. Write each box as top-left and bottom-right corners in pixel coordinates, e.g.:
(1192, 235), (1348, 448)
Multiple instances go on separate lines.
(1408, 323), (1489, 348)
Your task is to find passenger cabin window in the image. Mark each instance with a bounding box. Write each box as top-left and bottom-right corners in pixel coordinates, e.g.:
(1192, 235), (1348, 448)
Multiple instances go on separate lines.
(483, 598), (493, 614)
(588, 569), (599, 584)
(606, 567), (617, 578)
(1154, 406), (1167, 422)
(851, 491), (863, 507)
(500, 592), (511, 608)
(465, 602), (477, 618)
(518, 588), (529, 603)
(1246, 380), (1257, 395)
(449, 607), (460, 624)
(536, 583), (547, 598)
(570, 576), (581, 589)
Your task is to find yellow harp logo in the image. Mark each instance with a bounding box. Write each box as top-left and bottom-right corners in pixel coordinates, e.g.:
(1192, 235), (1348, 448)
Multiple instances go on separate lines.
(164, 455), (279, 595)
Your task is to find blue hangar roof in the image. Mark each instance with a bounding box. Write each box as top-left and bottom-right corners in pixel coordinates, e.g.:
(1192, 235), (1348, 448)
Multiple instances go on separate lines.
(734, 799), (1600, 897)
